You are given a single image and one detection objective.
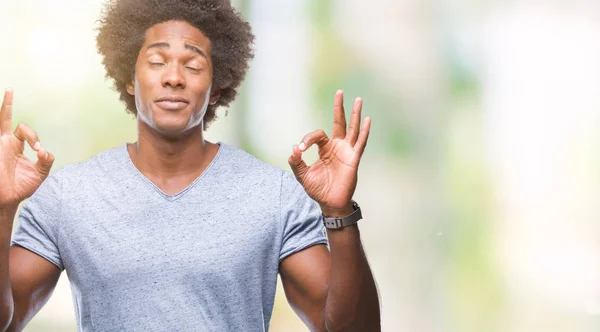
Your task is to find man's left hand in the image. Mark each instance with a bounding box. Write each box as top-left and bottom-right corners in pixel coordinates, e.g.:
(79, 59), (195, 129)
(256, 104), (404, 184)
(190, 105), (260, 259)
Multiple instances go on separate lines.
(288, 90), (371, 217)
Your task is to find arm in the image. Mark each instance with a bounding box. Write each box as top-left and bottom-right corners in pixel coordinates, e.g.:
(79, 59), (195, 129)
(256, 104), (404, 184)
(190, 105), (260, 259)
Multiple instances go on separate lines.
(279, 244), (329, 331)
(0, 88), (60, 331)
(285, 90), (380, 331)
(0, 206), (17, 329)
(7, 245), (61, 332)
(0, 208), (61, 332)
(280, 226), (380, 331)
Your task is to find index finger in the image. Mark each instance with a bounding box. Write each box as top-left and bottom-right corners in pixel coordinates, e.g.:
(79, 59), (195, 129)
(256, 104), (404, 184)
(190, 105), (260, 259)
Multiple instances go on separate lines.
(0, 88), (14, 135)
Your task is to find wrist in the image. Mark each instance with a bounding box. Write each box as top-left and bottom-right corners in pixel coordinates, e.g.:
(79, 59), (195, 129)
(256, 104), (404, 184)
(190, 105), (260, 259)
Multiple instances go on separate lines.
(0, 204), (18, 212)
(320, 203), (354, 218)
(322, 200), (362, 230)
(0, 204), (18, 221)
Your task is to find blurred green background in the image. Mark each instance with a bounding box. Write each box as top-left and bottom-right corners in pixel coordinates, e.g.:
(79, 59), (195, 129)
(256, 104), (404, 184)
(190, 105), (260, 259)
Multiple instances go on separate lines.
(1, 0), (600, 331)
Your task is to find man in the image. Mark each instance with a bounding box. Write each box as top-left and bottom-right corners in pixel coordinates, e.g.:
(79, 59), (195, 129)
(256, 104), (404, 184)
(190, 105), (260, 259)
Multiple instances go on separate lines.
(0, 0), (380, 331)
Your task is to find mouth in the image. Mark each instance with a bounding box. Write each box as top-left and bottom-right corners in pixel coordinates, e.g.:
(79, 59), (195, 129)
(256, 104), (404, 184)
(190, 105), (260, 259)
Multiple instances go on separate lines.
(154, 96), (190, 111)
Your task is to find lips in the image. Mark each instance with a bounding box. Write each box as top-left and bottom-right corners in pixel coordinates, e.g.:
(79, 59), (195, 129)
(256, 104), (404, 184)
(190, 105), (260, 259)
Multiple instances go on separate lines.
(155, 96), (190, 111)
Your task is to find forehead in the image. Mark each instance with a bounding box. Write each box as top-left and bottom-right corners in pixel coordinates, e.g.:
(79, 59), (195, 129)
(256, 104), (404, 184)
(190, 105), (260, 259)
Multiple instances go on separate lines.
(144, 20), (211, 50)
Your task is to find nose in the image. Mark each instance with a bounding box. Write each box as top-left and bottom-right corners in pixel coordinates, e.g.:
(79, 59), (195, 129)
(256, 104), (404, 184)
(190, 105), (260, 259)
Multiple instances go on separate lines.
(161, 64), (186, 89)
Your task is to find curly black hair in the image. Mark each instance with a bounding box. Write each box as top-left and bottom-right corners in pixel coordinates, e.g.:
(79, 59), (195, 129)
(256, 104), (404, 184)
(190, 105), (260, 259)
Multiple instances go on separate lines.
(96, 0), (254, 128)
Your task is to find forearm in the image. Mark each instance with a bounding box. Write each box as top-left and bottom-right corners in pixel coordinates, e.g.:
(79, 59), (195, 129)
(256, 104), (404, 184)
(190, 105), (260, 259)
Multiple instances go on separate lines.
(322, 209), (380, 331)
(0, 206), (16, 331)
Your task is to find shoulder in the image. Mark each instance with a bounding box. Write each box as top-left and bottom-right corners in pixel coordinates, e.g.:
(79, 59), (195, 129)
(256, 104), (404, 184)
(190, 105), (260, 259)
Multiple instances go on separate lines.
(217, 143), (307, 197)
(62, 144), (125, 175)
(216, 142), (288, 179)
(44, 144), (126, 191)
(20, 146), (122, 216)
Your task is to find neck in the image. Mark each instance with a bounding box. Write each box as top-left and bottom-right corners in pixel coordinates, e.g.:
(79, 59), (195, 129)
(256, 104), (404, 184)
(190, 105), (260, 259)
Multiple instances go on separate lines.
(128, 120), (216, 179)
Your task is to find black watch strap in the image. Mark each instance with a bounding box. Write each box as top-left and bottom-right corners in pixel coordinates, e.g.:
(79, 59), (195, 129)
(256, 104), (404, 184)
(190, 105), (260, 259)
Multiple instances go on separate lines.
(323, 200), (362, 230)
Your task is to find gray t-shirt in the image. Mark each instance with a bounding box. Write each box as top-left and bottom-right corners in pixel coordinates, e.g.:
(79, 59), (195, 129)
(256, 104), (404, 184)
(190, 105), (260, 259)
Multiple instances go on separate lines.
(11, 142), (328, 332)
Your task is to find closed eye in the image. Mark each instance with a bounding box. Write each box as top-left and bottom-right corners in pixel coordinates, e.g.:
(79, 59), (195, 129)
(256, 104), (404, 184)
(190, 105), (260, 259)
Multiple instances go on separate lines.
(186, 66), (201, 72)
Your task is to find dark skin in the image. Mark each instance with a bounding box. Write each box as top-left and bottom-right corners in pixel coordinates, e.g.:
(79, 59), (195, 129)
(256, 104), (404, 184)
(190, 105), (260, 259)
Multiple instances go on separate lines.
(0, 20), (380, 331)
(123, 20), (221, 195)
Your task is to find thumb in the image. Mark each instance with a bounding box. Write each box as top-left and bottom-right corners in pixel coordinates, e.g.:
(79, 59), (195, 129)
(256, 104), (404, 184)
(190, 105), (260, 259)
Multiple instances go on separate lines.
(288, 144), (309, 184)
(35, 146), (55, 179)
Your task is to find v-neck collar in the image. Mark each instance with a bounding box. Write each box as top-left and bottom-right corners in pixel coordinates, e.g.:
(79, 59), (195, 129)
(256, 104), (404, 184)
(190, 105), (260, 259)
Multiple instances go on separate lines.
(121, 142), (224, 202)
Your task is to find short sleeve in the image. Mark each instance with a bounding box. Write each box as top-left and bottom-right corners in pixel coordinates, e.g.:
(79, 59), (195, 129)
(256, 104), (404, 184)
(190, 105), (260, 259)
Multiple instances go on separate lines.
(11, 170), (65, 270)
(279, 171), (328, 261)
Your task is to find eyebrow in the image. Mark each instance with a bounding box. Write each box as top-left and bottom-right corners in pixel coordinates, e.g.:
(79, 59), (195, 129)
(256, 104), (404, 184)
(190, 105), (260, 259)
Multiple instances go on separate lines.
(146, 42), (207, 59)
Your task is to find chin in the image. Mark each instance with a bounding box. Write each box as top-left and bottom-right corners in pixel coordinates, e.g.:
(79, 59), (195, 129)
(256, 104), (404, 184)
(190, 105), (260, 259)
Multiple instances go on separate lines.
(138, 106), (205, 136)
(153, 120), (193, 134)
(156, 118), (205, 137)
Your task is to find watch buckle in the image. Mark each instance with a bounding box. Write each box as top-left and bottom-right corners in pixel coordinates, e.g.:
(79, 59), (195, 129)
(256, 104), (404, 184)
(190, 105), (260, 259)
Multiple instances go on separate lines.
(334, 218), (343, 228)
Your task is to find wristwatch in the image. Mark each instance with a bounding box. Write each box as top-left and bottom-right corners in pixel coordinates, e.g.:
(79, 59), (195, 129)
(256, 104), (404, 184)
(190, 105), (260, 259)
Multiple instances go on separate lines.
(323, 200), (362, 230)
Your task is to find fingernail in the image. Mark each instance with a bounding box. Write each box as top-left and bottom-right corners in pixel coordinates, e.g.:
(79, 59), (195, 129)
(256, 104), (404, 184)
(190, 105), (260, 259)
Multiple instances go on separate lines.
(336, 90), (343, 95)
(34, 142), (41, 150)
(292, 145), (296, 155)
(39, 147), (45, 156)
(299, 142), (306, 151)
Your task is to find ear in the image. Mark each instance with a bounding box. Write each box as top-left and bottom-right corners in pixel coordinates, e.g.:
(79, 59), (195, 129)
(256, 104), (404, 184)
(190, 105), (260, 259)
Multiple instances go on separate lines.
(209, 87), (221, 105)
(126, 81), (135, 96)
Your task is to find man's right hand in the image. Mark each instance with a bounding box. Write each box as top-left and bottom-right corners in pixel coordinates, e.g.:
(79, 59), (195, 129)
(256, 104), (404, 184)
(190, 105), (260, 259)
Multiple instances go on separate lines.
(0, 88), (55, 208)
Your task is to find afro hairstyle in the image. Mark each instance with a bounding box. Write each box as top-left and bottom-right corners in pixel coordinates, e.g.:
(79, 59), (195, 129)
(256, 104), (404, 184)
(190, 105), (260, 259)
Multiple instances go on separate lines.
(96, 0), (254, 128)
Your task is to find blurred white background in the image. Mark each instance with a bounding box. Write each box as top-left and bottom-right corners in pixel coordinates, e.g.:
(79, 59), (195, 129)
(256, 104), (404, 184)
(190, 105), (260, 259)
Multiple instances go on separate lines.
(0, 0), (599, 331)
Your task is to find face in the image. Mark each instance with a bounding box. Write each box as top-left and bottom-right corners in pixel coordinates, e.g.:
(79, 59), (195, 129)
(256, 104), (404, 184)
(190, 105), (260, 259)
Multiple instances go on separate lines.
(127, 20), (220, 136)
